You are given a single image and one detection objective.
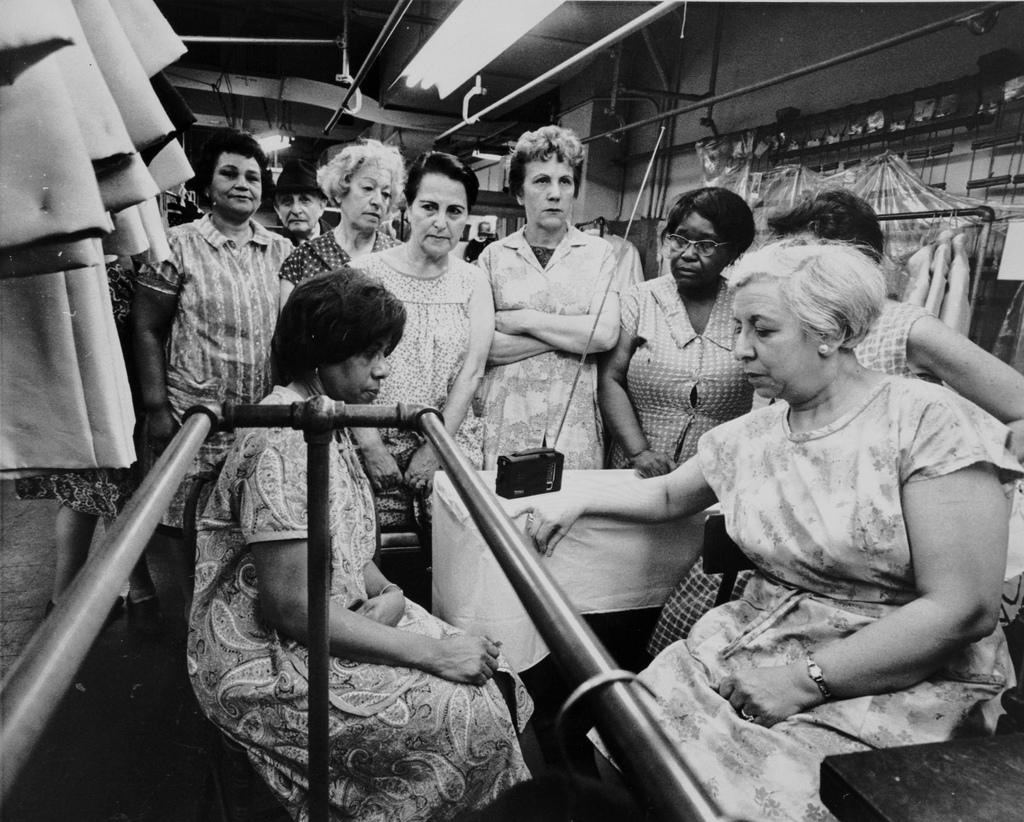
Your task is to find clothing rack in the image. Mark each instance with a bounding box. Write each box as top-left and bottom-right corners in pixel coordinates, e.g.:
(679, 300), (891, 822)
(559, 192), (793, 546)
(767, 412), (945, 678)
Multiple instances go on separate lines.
(876, 205), (995, 304)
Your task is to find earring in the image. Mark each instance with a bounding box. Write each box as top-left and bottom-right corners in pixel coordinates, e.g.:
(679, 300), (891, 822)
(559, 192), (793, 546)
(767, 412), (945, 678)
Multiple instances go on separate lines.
(817, 344), (830, 355)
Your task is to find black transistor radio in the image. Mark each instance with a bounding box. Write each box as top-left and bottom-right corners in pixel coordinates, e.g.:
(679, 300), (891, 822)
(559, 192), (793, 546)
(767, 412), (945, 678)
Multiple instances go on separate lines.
(495, 447), (564, 499)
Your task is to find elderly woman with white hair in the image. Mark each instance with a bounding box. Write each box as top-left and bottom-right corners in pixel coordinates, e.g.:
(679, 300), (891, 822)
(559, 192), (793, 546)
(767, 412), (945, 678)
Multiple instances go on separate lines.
(518, 239), (1020, 821)
(278, 138), (405, 309)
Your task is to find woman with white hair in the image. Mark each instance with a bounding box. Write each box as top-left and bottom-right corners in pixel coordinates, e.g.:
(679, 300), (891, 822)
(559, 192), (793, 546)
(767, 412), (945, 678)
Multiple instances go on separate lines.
(518, 239), (1019, 821)
(278, 138), (405, 309)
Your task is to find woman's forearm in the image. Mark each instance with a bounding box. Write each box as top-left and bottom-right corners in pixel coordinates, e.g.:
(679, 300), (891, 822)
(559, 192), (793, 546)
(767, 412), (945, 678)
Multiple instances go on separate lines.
(487, 331), (555, 365)
(502, 308), (618, 355)
(599, 373), (648, 459)
(811, 594), (997, 700)
(134, 328), (171, 411)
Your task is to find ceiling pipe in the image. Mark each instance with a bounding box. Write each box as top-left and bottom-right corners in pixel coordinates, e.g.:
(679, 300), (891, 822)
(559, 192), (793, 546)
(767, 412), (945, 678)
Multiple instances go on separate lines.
(582, 0), (1016, 145)
(433, 0), (684, 143)
(323, 0), (416, 135)
(181, 36), (342, 45)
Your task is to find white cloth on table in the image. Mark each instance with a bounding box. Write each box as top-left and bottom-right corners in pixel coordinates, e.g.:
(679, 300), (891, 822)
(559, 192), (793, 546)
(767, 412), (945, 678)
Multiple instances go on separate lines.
(431, 469), (704, 671)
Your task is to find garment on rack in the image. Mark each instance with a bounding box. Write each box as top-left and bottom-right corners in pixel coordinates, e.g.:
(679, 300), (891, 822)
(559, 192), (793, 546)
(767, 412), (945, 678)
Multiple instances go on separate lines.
(0, 0), (189, 474)
(0, 0), (75, 86)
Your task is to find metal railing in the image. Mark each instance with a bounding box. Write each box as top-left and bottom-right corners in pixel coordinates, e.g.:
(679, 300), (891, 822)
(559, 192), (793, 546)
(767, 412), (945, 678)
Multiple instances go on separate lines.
(1, 398), (740, 822)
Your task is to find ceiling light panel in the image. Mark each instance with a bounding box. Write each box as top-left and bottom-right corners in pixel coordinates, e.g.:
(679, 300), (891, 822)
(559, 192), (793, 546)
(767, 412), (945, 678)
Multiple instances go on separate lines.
(401, 0), (566, 99)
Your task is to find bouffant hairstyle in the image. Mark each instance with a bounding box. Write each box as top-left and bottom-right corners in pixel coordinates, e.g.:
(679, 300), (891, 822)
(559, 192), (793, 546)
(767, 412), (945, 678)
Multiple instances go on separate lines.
(273, 268), (407, 382)
(190, 129), (272, 208)
(317, 139), (407, 208)
(404, 151), (480, 211)
(508, 125), (585, 198)
(768, 188), (885, 263)
(727, 238), (886, 350)
(663, 187), (756, 257)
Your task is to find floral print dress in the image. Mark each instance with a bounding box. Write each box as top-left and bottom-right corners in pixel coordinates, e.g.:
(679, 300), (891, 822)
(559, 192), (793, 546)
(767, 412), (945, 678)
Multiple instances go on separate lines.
(593, 377), (1019, 822)
(355, 253), (483, 529)
(477, 227), (623, 469)
(188, 386), (532, 821)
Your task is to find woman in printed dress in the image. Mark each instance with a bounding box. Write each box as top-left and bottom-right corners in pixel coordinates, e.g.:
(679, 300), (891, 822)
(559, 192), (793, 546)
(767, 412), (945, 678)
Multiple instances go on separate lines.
(353, 152), (494, 530)
(188, 270), (535, 821)
(599, 188), (756, 656)
(277, 138), (403, 310)
(478, 126), (623, 470)
(519, 240), (1018, 822)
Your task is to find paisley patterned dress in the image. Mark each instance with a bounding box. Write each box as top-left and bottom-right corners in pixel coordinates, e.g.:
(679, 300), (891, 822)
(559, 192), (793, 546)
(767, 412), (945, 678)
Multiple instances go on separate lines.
(593, 377), (1020, 822)
(187, 386), (532, 821)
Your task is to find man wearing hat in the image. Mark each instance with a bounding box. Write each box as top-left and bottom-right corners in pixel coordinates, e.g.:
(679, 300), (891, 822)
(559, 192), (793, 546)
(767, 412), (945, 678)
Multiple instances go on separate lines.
(272, 159), (330, 246)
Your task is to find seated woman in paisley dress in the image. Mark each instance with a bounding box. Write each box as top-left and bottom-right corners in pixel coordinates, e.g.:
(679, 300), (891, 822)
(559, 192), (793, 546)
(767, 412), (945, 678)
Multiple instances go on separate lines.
(188, 269), (536, 821)
(518, 240), (1019, 822)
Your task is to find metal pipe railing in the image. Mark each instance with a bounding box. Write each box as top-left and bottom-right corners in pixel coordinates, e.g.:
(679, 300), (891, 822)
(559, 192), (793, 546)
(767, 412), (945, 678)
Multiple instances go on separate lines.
(580, 1), (1016, 145)
(417, 412), (738, 822)
(434, 0), (683, 142)
(2, 396), (739, 820)
(221, 398), (423, 822)
(323, 0), (415, 135)
(0, 406), (216, 799)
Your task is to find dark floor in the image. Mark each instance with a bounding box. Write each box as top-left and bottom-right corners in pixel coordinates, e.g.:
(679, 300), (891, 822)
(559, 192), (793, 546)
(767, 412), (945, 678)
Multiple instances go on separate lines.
(0, 481), (657, 821)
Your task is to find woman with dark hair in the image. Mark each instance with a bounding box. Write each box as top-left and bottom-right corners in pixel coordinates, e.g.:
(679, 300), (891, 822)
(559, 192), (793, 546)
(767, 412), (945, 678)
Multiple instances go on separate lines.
(189, 269), (534, 821)
(600, 187), (756, 657)
(133, 129), (292, 590)
(353, 151), (494, 529)
(478, 126), (623, 470)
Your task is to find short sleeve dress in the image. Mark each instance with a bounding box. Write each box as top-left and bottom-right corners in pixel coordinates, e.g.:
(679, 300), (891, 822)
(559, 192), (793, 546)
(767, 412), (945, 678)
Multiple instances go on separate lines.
(621, 276), (754, 655)
(354, 253), (483, 529)
(188, 386), (532, 821)
(593, 377), (1020, 822)
(609, 276), (752, 468)
(478, 227), (625, 469)
(136, 215), (292, 528)
(277, 230), (398, 285)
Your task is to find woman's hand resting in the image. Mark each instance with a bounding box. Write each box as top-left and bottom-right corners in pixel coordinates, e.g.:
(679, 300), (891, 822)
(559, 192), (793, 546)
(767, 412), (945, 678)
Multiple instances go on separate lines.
(717, 664), (823, 727)
(426, 636), (502, 685)
(404, 443), (440, 496)
(355, 589), (405, 627)
(361, 445), (404, 493)
(512, 494), (586, 557)
(146, 405), (180, 456)
(629, 449), (677, 478)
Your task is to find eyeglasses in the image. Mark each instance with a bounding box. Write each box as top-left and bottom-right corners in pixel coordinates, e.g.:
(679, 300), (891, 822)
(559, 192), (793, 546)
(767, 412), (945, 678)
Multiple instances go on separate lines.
(664, 234), (731, 257)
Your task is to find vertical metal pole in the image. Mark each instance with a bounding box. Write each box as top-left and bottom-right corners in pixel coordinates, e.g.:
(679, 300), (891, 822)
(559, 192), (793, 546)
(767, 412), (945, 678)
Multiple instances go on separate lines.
(306, 429), (333, 822)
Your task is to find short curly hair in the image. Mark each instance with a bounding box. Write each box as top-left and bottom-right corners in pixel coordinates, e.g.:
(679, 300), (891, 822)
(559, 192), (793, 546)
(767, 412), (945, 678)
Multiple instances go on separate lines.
(728, 237), (886, 350)
(508, 125), (585, 198)
(404, 151), (480, 211)
(189, 129), (272, 208)
(273, 268), (407, 382)
(768, 189), (885, 263)
(317, 139), (407, 209)
(663, 187), (756, 256)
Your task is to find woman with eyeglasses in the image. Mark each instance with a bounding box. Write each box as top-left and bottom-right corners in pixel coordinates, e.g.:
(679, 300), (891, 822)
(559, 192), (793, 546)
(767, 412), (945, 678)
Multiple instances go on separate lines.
(599, 187), (756, 656)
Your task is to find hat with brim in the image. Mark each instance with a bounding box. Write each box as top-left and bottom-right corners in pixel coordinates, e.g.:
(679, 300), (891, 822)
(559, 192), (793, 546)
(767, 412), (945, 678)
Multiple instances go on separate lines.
(273, 159), (326, 198)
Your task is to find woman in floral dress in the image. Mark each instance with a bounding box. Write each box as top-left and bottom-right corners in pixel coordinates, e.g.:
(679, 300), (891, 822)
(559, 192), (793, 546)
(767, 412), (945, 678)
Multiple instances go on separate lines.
(188, 270), (533, 821)
(353, 152), (493, 530)
(520, 240), (1018, 822)
(478, 126), (624, 469)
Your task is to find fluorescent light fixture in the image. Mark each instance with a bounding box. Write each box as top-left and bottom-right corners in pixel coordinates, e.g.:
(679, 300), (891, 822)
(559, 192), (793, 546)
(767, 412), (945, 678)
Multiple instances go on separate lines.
(401, 0), (566, 99)
(256, 129), (293, 152)
(472, 149), (502, 162)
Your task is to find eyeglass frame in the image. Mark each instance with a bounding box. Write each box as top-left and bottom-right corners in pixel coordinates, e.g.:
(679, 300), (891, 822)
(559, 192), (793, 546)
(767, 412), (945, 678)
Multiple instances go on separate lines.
(663, 233), (732, 257)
